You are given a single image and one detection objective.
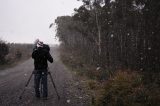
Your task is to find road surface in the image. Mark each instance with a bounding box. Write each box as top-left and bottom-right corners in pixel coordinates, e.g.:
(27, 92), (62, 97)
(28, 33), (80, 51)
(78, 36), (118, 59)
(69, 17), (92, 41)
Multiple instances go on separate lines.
(0, 46), (90, 106)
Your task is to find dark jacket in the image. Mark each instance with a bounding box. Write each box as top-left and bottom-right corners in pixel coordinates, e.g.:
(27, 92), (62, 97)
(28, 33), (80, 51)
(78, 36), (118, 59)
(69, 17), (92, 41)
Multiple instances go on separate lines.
(32, 47), (53, 70)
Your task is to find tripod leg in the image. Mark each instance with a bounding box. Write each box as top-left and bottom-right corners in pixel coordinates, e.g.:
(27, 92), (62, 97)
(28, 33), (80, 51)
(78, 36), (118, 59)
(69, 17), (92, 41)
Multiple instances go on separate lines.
(48, 72), (60, 100)
(19, 71), (34, 99)
(40, 78), (43, 95)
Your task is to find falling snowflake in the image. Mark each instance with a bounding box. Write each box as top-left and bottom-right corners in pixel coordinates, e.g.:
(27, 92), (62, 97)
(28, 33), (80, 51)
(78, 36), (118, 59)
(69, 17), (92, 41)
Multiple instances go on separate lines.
(96, 67), (101, 71)
(100, 2), (105, 7)
(79, 97), (83, 99)
(110, 0), (116, 3)
(67, 100), (70, 103)
(132, 1), (145, 13)
(111, 34), (114, 38)
(140, 68), (143, 71)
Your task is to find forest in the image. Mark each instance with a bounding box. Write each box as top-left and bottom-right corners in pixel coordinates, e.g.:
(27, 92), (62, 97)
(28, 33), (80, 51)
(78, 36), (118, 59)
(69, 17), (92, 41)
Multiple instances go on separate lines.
(55, 0), (160, 106)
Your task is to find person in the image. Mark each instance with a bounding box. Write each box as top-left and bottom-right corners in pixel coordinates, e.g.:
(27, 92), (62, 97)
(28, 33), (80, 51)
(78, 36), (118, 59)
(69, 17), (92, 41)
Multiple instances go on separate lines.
(32, 41), (53, 99)
(33, 39), (50, 52)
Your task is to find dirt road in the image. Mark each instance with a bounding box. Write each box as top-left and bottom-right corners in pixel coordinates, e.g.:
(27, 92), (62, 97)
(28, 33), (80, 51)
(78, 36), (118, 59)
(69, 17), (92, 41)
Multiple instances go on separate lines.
(0, 46), (90, 106)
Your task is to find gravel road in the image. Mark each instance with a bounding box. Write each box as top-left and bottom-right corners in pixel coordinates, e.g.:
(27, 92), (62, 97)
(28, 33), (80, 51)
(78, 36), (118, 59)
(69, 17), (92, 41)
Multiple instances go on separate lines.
(0, 46), (91, 106)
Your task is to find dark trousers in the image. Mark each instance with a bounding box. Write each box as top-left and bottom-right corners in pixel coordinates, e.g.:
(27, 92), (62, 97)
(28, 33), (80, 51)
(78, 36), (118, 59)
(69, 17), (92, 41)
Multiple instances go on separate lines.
(34, 69), (48, 97)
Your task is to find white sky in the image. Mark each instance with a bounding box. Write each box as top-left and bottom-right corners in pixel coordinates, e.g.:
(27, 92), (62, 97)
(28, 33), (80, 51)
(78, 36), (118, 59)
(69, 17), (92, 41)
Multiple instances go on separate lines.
(0, 0), (82, 44)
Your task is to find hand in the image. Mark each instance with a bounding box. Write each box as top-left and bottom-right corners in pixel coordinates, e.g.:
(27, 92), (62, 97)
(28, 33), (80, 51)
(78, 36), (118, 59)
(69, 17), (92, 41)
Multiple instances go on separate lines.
(33, 48), (38, 52)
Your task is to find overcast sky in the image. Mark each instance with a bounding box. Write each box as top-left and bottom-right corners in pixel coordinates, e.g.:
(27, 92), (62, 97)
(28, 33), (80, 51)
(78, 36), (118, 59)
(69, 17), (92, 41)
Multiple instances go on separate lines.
(0, 0), (82, 44)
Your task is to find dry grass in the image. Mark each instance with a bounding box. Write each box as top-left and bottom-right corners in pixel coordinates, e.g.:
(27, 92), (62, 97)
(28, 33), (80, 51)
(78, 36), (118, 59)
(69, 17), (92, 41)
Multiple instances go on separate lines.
(94, 70), (160, 106)
(0, 43), (33, 70)
(59, 46), (160, 106)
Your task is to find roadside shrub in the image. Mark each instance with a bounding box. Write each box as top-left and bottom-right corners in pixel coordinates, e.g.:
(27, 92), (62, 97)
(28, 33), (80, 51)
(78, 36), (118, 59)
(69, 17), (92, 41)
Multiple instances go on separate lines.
(94, 70), (156, 106)
(87, 80), (100, 90)
(15, 49), (22, 59)
(1, 43), (33, 68)
(7, 43), (33, 61)
(0, 40), (9, 64)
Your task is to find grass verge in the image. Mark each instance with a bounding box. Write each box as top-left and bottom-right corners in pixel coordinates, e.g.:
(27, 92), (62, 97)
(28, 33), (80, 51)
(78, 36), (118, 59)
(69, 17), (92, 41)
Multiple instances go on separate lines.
(59, 47), (160, 106)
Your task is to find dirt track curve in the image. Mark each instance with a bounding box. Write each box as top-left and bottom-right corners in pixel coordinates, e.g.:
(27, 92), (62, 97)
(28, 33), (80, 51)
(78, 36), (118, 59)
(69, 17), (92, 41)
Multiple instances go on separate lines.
(0, 46), (90, 106)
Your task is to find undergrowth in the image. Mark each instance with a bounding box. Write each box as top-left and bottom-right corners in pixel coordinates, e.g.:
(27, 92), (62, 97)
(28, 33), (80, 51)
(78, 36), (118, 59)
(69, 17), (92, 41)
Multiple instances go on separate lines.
(0, 43), (33, 70)
(60, 47), (160, 106)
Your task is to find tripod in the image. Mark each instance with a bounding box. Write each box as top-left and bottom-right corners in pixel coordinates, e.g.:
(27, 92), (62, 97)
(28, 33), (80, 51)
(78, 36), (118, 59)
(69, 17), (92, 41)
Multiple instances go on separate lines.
(19, 70), (60, 100)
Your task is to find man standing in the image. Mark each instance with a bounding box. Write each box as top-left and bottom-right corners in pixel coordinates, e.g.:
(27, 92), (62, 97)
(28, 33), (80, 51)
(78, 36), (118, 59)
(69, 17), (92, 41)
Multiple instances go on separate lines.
(32, 41), (53, 99)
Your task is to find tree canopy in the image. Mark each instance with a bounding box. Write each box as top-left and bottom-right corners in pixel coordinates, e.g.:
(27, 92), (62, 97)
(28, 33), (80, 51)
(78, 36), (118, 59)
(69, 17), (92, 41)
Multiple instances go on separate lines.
(55, 0), (160, 72)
